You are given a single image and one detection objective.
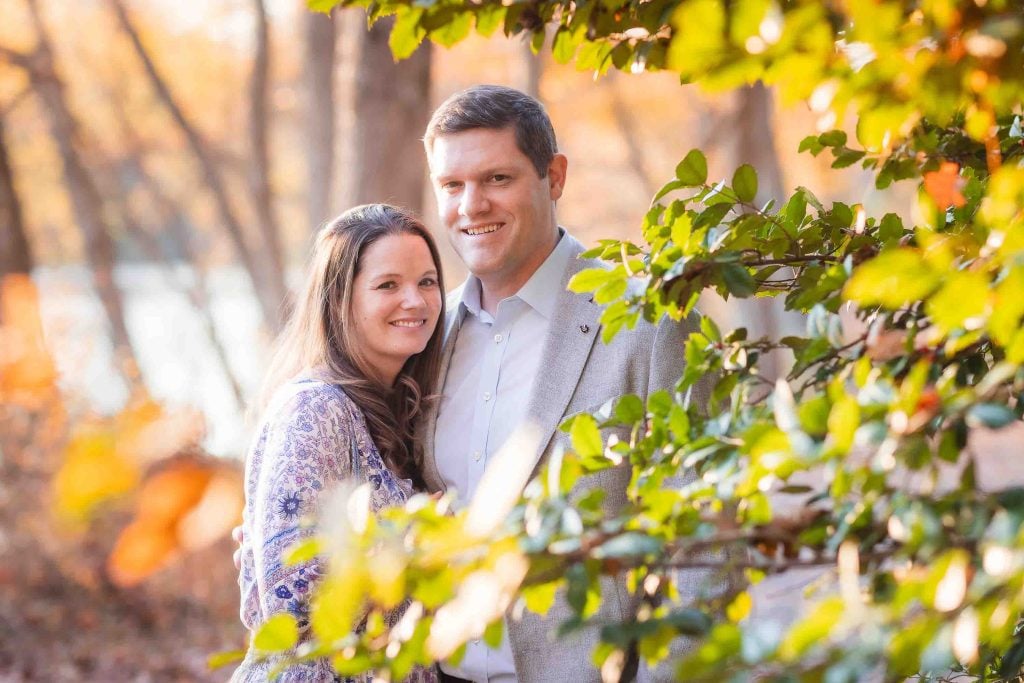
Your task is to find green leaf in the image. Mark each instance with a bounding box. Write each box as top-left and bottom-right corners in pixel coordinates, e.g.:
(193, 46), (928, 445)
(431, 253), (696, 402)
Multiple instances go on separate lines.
(721, 263), (757, 297)
(429, 11), (472, 48)
(207, 649), (246, 670)
(967, 404), (1017, 429)
(483, 619), (504, 648)
(594, 277), (628, 305)
(785, 192), (807, 227)
(570, 414), (603, 457)
(552, 25), (579, 63)
(828, 395), (860, 452)
(474, 4), (506, 36)
(925, 271), (990, 335)
(878, 213), (904, 242)
(844, 249), (939, 308)
(568, 267), (615, 293)
(732, 164), (758, 202)
(389, 7), (427, 60)
(654, 179), (687, 203)
(778, 597), (845, 661)
(284, 538), (322, 566)
(614, 394), (645, 423)
(307, 0), (338, 13)
(798, 135), (824, 155)
(700, 315), (721, 343)
(726, 591), (752, 623)
(521, 581), (559, 616)
(676, 149), (708, 186)
(253, 613), (299, 652)
(593, 532), (663, 559)
(818, 130), (847, 147)
(664, 609), (712, 635)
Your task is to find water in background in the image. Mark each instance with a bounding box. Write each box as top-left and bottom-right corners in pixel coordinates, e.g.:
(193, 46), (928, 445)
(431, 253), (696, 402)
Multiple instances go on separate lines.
(33, 263), (272, 458)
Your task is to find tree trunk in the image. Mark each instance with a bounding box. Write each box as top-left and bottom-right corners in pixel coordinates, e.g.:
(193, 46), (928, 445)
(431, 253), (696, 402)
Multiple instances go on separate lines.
(18, 0), (140, 387)
(606, 73), (657, 201)
(520, 34), (542, 99)
(304, 9), (337, 230)
(341, 15), (431, 214)
(0, 116), (33, 278)
(249, 0), (284, 288)
(108, 0), (287, 331)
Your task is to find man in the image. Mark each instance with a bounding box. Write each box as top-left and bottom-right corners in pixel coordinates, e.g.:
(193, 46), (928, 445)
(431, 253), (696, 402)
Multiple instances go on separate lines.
(422, 85), (704, 683)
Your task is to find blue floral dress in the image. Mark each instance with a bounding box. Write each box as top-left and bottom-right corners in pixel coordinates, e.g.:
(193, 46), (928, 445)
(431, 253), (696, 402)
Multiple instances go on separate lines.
(233, 378), (436, 682)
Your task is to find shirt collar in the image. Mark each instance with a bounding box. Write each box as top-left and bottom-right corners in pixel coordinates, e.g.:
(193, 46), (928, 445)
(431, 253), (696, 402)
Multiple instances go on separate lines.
(458, 228), (573, 321)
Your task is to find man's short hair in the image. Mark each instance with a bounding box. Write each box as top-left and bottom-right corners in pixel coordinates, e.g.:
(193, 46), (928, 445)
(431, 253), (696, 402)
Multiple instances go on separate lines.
(424, 85), (558, 178)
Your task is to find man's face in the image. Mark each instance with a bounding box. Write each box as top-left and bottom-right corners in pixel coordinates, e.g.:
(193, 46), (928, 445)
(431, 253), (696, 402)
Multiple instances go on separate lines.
(428, 127), (567, 297)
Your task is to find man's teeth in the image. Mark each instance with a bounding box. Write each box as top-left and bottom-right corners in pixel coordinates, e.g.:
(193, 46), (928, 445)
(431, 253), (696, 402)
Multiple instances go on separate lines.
(465, 224), (500, 236)
(391, 320), (424, 328)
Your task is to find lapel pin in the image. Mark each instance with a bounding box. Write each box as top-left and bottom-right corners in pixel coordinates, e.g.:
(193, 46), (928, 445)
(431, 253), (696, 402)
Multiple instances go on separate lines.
(580, 324), (590, 334)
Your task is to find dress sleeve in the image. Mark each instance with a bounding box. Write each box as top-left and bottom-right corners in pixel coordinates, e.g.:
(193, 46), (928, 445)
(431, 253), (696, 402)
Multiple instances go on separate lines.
(250, 385), (356, 682)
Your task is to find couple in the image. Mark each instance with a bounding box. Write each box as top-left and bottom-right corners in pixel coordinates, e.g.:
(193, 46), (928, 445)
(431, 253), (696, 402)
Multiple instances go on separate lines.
(234, 85), (701, 682)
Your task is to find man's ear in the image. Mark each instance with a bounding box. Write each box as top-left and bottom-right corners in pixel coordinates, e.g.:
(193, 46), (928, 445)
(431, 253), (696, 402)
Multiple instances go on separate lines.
(547, 153), (568, 201)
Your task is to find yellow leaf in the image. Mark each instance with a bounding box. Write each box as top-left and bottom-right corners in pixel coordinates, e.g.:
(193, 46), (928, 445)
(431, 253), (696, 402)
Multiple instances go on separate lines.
(53, 425), (138, 522)
(726, 591), (752, 622)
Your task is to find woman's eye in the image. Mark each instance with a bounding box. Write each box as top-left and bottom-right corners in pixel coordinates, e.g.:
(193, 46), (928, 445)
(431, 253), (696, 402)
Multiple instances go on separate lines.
(375, 281), (396, 290)
(420, 277), (438, 287)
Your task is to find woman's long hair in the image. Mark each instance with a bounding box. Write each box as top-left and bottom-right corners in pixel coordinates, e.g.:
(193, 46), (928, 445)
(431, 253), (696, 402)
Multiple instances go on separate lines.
(257, 204), (445, 488)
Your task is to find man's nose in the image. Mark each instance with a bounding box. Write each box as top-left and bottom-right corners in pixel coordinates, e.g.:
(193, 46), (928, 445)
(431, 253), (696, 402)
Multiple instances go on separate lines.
(458, 184), (489, 218)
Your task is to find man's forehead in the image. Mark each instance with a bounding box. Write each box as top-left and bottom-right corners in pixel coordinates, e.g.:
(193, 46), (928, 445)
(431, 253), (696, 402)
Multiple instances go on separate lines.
(427, 128), (524, 173)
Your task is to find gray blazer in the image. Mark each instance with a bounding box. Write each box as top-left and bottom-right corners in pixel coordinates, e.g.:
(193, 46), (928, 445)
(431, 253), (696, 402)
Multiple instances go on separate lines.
(422, 234), (707, 682)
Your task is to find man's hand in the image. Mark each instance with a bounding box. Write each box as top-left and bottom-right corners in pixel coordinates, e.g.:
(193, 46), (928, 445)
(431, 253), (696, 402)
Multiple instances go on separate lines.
(232, 524), (244, 571)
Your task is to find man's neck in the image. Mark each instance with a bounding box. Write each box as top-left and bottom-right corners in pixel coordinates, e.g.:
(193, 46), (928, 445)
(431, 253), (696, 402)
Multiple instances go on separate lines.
(477, 234), (560, 316)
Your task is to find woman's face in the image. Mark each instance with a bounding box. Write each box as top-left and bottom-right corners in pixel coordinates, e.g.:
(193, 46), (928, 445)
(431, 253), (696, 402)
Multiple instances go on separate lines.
(350, 233), (442, 384)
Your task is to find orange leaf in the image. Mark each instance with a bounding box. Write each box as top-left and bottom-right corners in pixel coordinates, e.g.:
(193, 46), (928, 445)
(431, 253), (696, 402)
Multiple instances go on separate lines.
(135, 459), (215, 525)
(107, 519), (179, 587)
(923, 161), (967, 209)
(0, 274), (58, 406)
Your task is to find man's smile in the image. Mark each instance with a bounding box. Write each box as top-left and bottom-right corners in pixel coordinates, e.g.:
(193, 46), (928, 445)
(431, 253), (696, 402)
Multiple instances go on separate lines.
(462, 223), (503, 236)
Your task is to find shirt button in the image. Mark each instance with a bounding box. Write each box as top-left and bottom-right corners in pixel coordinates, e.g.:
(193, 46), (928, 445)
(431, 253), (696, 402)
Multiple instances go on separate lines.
(473, 450), (482, 462)
(494, 333), (503, 343)
(483, 391), (492, 401)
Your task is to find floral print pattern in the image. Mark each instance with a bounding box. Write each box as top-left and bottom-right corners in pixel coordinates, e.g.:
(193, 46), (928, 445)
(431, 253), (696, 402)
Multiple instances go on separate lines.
(233, 379), (436, 682)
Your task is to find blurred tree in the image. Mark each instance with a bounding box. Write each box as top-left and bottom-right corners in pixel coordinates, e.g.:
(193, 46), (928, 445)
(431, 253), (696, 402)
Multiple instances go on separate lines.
(0, 116), (32, 279)
(3, 0), (140, 388)
(303, 9), (337, 230)
(341, 15), (431, 213)
(248, 0), (285, 290)
(109, 0), (288, 331)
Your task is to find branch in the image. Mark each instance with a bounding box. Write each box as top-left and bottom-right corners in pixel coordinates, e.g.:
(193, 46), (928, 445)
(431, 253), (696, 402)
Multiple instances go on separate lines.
(0, 45), (33, 70)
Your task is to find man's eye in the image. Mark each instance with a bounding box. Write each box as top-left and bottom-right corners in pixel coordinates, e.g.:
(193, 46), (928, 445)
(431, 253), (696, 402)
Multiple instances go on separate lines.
(491, 174), (510, 182)
(441, 181), (461, 191)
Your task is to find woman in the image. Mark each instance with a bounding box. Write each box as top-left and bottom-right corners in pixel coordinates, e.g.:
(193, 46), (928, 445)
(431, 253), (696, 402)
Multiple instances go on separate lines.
(233, 204), (444, 682)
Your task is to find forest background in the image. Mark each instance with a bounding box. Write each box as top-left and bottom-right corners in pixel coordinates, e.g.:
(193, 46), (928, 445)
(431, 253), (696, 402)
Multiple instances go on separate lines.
(0, 0), (945, 679)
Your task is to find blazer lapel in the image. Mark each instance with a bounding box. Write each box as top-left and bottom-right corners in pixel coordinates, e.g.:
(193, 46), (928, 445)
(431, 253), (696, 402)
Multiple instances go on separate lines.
(522, 245), (602, 476)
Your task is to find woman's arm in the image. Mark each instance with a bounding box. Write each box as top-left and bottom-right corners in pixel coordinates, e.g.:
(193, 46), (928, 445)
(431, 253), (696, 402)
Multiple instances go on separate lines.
(249, 384), (356, 681)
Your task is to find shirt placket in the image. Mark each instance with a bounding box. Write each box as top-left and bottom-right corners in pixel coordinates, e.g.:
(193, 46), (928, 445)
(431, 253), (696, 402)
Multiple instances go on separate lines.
(466, 316), (510, 498)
